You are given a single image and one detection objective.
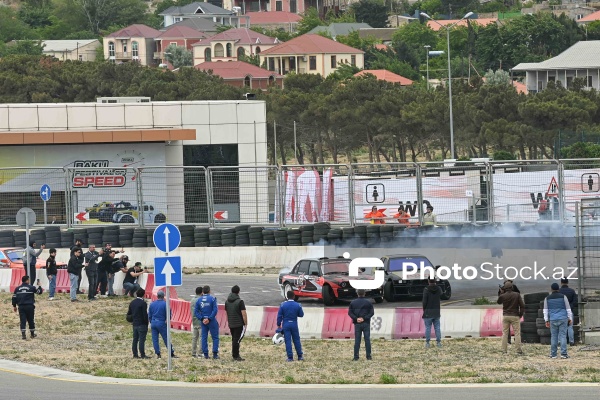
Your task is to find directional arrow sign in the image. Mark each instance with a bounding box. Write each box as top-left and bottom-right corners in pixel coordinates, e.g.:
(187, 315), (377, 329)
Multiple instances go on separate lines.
(213, 211), (228, 220)
(153, 223), (181, 253)
(74, 212), (89, 222)
(40, 184), (51, 202)
(154, 256), (182, 287)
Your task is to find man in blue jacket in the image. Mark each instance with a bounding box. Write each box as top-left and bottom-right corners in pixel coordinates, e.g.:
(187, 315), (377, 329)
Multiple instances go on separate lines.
(148, 291), (176, 359)
(194, 285), (219, 359)
(277, 290), (304, 362)
(559, 277), (578, 346)
(544, 282), (573, 359)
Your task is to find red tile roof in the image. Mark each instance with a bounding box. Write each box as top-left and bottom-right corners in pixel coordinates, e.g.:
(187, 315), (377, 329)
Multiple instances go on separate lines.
(375, 44), (388, 51)
(426, 18), (497, 31)
(194, 60), (282, 79)
(354, 69), (413, 85)
(260, 34), (363, 55)
(106, 24), (161, 38)
(246, 11), (302, 24)
(192, 28), (278, 46)
(512, 80), (528, 94)
(156, 25), (210, 39)
(578, 10), (600, 22)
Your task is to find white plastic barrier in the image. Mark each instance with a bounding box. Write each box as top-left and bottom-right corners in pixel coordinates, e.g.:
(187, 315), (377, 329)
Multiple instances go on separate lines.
(0, 269), (12, 292)
(371, 308), (395, 340)
(440, 308), (481, 338)
(245, 306), (266, 337)
(297, 308), (325, 339)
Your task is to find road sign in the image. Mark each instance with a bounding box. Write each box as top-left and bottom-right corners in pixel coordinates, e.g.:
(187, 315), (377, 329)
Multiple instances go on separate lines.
(465, 190), (474, 198)
(214, 211), (228, 220)
(74, 212), (89, 222)
(582, 173), (600, 193)
(366, 184), (385, 203)
(40, 184), (51, 202)
(16, 208), (36, 228)
(547, 177), (559, 197)
(153, 223), (181, 253)
(154, 256), (182, 287)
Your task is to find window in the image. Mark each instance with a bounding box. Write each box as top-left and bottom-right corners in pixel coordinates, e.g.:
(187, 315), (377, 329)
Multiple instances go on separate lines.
(174, 17), (182, 22)
(290, 0), (297, 12)
(566, 76), (573, 89)
(226, 43), (232, 57)
(108, 42), (115, 57)
(204, 48), (211, 61)
(330, 55), (336, 68)
(78, 55), (83, 61)
(308, 261), (320, 276)
(588, 75), (593, 87)
(309, 56), (316, 71)
(268, 57), (275, 71)
(276, 0), (282, 11)
(255, 46), (261, 54)
(296, 261), (310, 275)
(351, 55), (356, 66)
(244, 75), (251, 88)
(269, 75), (275, 86)
(237, 47), (245, 58)
(132, 41), (139, 58)
(214, 43), (224, 57)
(122, 40), (128, 55)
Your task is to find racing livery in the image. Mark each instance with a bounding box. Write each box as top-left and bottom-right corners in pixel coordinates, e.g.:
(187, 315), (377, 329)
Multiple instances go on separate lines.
(278, 257), (384, 306)
(381, 254), (451, 301)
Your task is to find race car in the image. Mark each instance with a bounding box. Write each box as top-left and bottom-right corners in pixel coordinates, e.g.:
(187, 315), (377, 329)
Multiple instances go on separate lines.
(112, 203), (166, 224)
(381, 254), (451, 301)
(278, 256), (384, 306)
(85, 202), (114, 219)
(0, 247), (67, 269)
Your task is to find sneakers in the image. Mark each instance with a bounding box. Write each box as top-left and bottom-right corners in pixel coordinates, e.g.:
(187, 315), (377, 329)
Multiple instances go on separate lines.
(212, 354), (219, 360)
(21, 333), (26, 340)
(172, 354), (179, 359)
(140, 355), (151, 359)
(30, 333), (37, 339)
(204, 354), (209, 359)
(233, 357), (245, 361)
(48, 297), (54, 301)
(71, 299), (79, 302)
(157, 354), (161, 359)
(298, 356), (304, 361)
(436, 342), (442, 348)
(286, 358), (294, 362)
(352, 358), (359, 361)
(570, 342), (575, 347)
(550, 355), (558, 359)
(561, 355), (570, 359)
(425, 342), (431, 348)
(133, 355), (139, 359)
(367, 357), (372, 360)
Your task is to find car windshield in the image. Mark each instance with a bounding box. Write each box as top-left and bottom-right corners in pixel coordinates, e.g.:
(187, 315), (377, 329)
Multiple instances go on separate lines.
(6, 250), (24, 262)
(389, 257), (433, 272)
(322, 261), (351, 275)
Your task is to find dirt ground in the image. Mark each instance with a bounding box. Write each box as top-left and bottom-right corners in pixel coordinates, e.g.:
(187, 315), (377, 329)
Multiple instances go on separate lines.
(1, 293), (599, 384)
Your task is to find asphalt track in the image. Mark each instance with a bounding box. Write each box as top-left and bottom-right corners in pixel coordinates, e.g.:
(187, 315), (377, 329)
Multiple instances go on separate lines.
(0, 360), (599, 400)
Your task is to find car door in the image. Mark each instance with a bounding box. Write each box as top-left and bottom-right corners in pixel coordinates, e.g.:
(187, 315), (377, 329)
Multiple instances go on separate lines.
(0, 250), (8, 267)
(293, 260), (311, 291)
(299, 261), (321, 292)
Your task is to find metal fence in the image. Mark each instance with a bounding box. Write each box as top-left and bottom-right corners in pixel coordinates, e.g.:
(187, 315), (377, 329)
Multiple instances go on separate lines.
(3, 160), (600, 227)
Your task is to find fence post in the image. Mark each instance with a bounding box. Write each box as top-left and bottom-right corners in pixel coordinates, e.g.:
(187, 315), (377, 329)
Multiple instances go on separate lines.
(64, 168), (72, 228)
(206, 167), (215, 228)
(136, 168), (144, 228)
(487, 162), (494, 223)
(416, 163), (424, 226)
(558, 160), (565, 223)
(276, 165), (284, 228)
(348, 164), (355, 227)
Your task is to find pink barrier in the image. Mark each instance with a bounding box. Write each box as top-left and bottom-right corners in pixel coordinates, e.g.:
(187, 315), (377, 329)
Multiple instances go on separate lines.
(170, 299), (192, 331)
(150, 285), (178, 301)
(10, 269), (25, 293)
(322, 308), (354, 339)
(393, 308), (434, 339)
(259, 306), (280, 337)
(216, 304), (230, 336)
(480, 308), (504, 337)
(144, 274), (155, 299)
(55, 269), (71, 293)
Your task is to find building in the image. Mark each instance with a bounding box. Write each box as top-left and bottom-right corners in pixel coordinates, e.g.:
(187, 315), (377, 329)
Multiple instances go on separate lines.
(104, 24), (161, 66)
(426, 18), (497, 31)
(160, 17), (222, 34)
(577, 9), (600, 25)
(192, 28), (279, 64)
(512, 41), (600, 93)
(308, 23), (372, 40)
(354, 69), (414, 85)
(155, 25), (211, 65)
(40, 40), (101, 62)
(358, 28), (396, 45)
(225, 0), (310, 13)
(259, 34), (364, 76)
(160, 2), (250, 29)
(246, 11), (301, 32)
(387, 15), (418, 28)
(195, 61), (283, 89)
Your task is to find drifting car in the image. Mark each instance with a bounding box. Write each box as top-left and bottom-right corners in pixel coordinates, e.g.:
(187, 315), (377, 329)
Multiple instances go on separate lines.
(112, 203), (166, 224)
(0, 247), (66, 269)
(381, 254), (451, 301)
(97, 201), (134, 222)
(278, 256), (384, 306)
(85, 202), (114, 219)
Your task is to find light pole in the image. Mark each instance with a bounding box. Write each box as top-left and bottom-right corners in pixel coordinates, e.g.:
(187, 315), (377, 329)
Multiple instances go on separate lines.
(424, 45), (431, 90)
(421, 11), (473, 160)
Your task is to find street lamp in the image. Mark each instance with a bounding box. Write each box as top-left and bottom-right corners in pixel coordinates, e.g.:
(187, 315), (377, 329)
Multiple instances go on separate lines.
(424, 45), (431, 90)
(421, 11), (473, 160)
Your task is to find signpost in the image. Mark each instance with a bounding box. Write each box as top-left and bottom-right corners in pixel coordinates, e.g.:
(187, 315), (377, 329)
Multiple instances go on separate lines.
(153, 223), (182, 371)
(74, 212), (90, 222)
(16, 208), (36, 282)
(40, 184), (51, 225)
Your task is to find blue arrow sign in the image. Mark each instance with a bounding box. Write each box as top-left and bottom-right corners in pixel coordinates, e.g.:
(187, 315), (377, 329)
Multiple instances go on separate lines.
(154, 256), (182, 287)
(40, 184), (51, 202)
(153, 223), (181, 253)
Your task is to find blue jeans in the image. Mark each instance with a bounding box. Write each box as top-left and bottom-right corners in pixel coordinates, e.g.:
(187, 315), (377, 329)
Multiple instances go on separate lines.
(108, 274), (115, 295)
(69, 273), (79, 300)
(201, 319), (220, 355)
(354, 322), (371, 359)
(567, 323), (575, 344)
(550, 319), (568, 357)
(123, 282), (140, 296)
(151, 321), (174, 356)
(283, 322), (302, 359)
(48, 275), (56, 298)
(423, 317), (441, 343)
(132, 325), (148, 357)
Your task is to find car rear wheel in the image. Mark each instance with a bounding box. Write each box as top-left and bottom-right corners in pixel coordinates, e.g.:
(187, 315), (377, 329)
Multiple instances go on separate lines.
(440, 281), (452, 300)
(374, 296), (384, 304)
(383, 280), (395, 302)
(322, 285), (336, 306)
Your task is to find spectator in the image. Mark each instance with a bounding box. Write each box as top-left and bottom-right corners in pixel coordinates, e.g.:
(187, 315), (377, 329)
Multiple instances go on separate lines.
(225, 285), (248, 362)
(498, 279), (520, 344)
(195, 285), (219, 359)
(559, 277), (578, 346)
(71, 238), (85, 294)
(348, 289), (374, 360)
(84, 245), (102, 301)
(67, 248), (83, 302)
(148, 291), (176, 359)
(422, 278), (442, 348)
(25, 240), (45, 284)
(12, 275), (43, 340)
(190, 286), (203, 358)
(544, 283), (573, 359)
(123, 262), (145, 297)
(107, 255), (127, 297)
(128, 289), (150, 359)
(364, 206), (386, 225)
(45, 248), (58, 301)
(497, 282), (524, 355)
(423, 206), (437, 226)
(97, 248), (115, 297)
(277, 290), (305, 362)
(393, 207), (411, 226)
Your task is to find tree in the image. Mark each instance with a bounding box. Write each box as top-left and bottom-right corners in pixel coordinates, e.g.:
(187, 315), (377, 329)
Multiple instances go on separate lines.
(58, 0), (148, 35)
(351, 0), (389, 28)
(484, 69), (510, 86)
(164, 44), (193, 69)
(297, 8), (322, 35)
(0, 41), (44, 57)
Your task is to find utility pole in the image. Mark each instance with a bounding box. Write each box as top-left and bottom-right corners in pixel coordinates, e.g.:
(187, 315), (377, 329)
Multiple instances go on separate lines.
(293, 121), (297, 163)
(274, 121), (277, 165)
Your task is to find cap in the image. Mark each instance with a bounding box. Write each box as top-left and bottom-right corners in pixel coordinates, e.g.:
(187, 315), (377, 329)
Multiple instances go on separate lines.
(427, 206), (433, 210)
(134, 262), (142, 267)
(561, 277), (568, 284)
(503, 282), (513, 290)
(551, 283), (560, 290)
(157, 290), (165, 299)
(122, 255), (129, 260)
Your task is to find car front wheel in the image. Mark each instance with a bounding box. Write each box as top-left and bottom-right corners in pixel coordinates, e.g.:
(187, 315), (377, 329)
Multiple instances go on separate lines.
(383, 280), (395, 302)
(283, 283), (297, 301)
(440, 281), (452, 300)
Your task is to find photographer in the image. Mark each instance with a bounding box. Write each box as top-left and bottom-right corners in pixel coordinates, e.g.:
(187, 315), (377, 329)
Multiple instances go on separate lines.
(497, 282), (525, 355)
(84, 245), (102, 301)
(123, 262), (146, 297)
(498, 280), (520, 344)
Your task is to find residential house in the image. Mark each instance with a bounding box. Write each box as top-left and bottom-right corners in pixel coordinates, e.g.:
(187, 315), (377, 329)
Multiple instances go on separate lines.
(104, 24), (161, 66)
(195, 60), (283, 89)
(426, 18), (497, 31)
(155, 25), (211, 65)
(245, 11), (301, 32)
(192, 28), (279, 64)
(259, 34), (364, 77)
(577, 9), (600, 25)
(160, 2), (249, 29)
(40, 40), (100, 61)
(308, 23), (372, 40)
(388, 15), (418, 28)
(160, 17), (222, 34)
(512, 41), (600, 93)
(354, 69), (414, 85)
(358, 28), (396, 45)
(225, 0), (314, 13)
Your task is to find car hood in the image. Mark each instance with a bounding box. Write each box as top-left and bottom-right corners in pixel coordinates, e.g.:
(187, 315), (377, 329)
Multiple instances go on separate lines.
(326, 274), (374, 283)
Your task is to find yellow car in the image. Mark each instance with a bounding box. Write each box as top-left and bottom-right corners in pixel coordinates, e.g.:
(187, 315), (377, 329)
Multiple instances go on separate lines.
(85, 202), (114, 219)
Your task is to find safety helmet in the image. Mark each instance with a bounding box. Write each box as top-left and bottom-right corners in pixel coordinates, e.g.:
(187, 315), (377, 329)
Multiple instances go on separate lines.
(272, 332), (285, 345)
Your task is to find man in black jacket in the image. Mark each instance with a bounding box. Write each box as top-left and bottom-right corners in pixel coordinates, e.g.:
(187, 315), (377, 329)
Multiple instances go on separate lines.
(46, 248), (58, 301)
(98, 249), (115, 297)
(559, 277), (578, 346)
(423, 278), (442, 348)
(71, 239), (85, 294)
(67, 248), (84, 302)
(12, 275), (43, 340)
(348, 289), (374, 360)
(224, 285), (248, 361)
(128, 288), (150, 359)
(84, 245), (102, 301)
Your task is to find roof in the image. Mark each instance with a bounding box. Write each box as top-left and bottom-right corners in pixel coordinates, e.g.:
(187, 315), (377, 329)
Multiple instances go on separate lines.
(246, 11), (301, 24)
(260, 34), (364, 55)
(512, 41), (600, 71)
(160, 2), (234, 16)
(156, 25), (210, 39)
(308, 22), (373, 37)
(578, 10), (600, 23)
(358, 28), (396, 41)
(162, 18), (221, 33)
(354, 69), (414, 85)
(512, 80), (528, 95)
(41, 40), (99, 52)
(426, 18), (497, 31)
(194, 61), (282, 79)
(192, 28), (278, 46)
(106, 24), (161, 39)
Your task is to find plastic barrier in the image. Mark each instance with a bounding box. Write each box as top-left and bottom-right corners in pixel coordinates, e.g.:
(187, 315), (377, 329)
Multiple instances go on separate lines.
(370, 308), (395, 340)
(244, 306), (266, 337)
(79, 272), (88, 293)
(479, 308), (504, 337)
(144, 274), (155, 299)
(112, 271), (125, 294)
(297, 308), (324, 339)
(9, 269), (25, 292)
(55, 269), (71, 293)
(259, 306), (280, 338)
(393, 308), (431, 339)
(178, 299), (192, 331)
(36, 273), (49, 291)
(150, 285), (178, 301)
(0, 269), (12, 292)
(439, 309), (481, 338)
(136, 272), (149, 291)
(322, 308), (354, 339)
(170, 299), (192, 331)
(216, 304), (231, 336)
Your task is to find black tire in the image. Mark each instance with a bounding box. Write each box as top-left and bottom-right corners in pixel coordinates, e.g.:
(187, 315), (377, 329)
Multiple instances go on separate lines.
(119, 215), (136, 224)
(282, 282), (298, 301)
(536, 318), (547, 329)
(154, 214), (166, 224)
(540, 336), (551, 345)
(524, 292), (548, 304)
(248, 226), (263, 233)
(521, 322), (537, 333)
(374, 297), (384, 304)
(538, 309), (545, 318)
(221, 233), (236, 240)
(249, 232), (263, 239)
(221, 239), (236, 246)
(236, 239), (250, 246)
(209, 241), (222, 247)
(263, 240), (276, 246)
(521, 335), (540, 344)
(537, 328), (551, 337)
(195, 241), (210, 247)
(523, 312), (538, 322)
(322, 285), (335, 306)
(440, 282), (451, 300)
(383, 280), (395, 302)
(524, 303), (540, 311)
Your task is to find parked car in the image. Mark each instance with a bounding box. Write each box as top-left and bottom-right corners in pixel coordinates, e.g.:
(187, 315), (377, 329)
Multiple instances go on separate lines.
(85, 202), (114, 219)
(381, 254), (451, 301)
(278, 256), (384, 306)
(97, 201), (134, 222)
(112, 203), (166, 224)
(0, 247), (66, 269)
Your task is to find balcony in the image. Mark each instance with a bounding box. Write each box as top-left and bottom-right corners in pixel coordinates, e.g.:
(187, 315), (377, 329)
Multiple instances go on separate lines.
(154, 52), (163, 59)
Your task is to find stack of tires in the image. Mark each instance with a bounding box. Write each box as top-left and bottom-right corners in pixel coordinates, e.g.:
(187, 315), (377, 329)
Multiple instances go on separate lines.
(274, 229), (288, 246)
(521, 292), (547, 343)
(341, 227), (355, 244)
(14, 230), (27, 247)
(178, 225), (195, 247)
(146, 229), (154, 247)
(353, 225), (367, 245)
(286, 228), (301, 246)
(536, 300), (581, 345)
(103, 226), (120, 247)
(262, 229), (276, 246)
(248, 227), (264, 246)
(194, 227), (210, 247)
(327, 228), (342, 245)
(313, 222), (330, 244)
(30, 229), (46, 248)
(209, 229), (222, 247)
(379, 225), (394, 243)
(44, 226), (61, 249)
(366, 225), (380, 246)
(235, 225), (250, 246)
(300, 225), (314, 246)
(60, 230), (74, 248)
(0, 229), (14, 247)
(71, 228), (87, 247)
(221, 228), (236, 246)
(132, 228), (147, 248)
(87, 227), (103, 248)
(119, 228), (135, 248)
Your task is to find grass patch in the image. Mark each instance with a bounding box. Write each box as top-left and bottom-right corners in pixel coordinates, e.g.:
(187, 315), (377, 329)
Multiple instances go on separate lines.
(473, 296), (494, 305)
(283, 375), (296, 384)
(443, 369), (478, 378)
(379, 373), (398, 384)
(578, 367), (600, 374)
